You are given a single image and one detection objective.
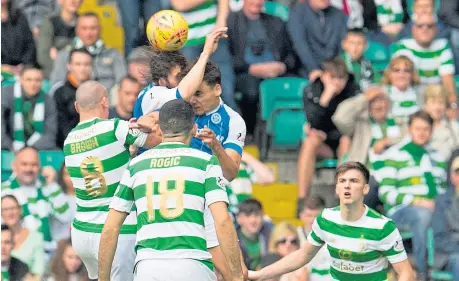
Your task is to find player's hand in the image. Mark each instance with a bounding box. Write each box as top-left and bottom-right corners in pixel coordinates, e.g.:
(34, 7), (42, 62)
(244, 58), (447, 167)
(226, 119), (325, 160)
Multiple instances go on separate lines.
(135, 113), (158, 133)
(196, 126), (220, 151)
(41, 166), (57, 185)
(202, 27), (228, 57)
(247, 270), (262, 280)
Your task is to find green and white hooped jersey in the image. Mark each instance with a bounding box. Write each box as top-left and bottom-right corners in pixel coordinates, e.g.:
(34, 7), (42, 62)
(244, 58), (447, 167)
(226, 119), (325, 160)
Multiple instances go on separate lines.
(374, 0), (403, 25)
(63, 117), (147, 234)
(308, 206), (407, 281)
(110, 142), (229, 270)
(229, 162), (254, 203)
(393, 38), (456, 84)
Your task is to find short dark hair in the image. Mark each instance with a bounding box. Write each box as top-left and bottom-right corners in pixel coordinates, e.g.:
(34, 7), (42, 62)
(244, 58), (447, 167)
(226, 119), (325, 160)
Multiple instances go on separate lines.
(68, 48), (92, 63)
(159, 99), (195, 137)
(335, 161), (370, 184)
(346, 28), (366, 38)
(79, 12), (99, 21)
(1, 224), (9, 231)
(321, 57), (349, 79)
(303, 196), (325, 211)
(238, 198), (263, 215)
(408, 110), (434, 127)
(20, 64), (42, 76)
(150, 51), (187, 84)
(119, 75), (139, 87)
(179, 60), (221, 86)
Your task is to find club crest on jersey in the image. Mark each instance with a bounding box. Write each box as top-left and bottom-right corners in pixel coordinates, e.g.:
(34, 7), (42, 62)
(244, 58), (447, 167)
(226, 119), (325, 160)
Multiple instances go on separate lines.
(129, 128), (141, 137)
(217, 177), (227, 188)
(211, 113), (222, 124)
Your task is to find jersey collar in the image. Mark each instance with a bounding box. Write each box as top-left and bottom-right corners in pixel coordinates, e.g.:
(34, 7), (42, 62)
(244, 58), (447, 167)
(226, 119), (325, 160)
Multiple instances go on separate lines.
(205, 98), (224, 116)
(156, 142), (189, 149)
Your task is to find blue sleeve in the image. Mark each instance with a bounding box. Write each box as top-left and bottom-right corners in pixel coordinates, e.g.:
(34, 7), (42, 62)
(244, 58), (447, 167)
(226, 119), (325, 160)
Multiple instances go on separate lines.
(133, 93), (144, 119)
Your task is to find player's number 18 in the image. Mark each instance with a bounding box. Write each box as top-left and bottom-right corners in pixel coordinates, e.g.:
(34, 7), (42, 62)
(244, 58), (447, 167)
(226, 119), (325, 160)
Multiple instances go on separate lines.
(146, 174), (185, 221)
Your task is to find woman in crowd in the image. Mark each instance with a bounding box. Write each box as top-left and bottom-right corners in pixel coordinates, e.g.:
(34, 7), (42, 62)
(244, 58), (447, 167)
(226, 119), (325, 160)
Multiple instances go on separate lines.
(423, 84), (459, 160)
(380, 55), (420, 125)
(1, 195), (45, 279)
(50, 164), (76, 241)
(44, 239), (89, 281)
(260, 222), (307, 281)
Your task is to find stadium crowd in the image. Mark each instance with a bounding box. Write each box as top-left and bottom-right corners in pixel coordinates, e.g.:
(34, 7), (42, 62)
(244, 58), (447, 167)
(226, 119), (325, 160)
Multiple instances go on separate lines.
(1, 0), (459, 280)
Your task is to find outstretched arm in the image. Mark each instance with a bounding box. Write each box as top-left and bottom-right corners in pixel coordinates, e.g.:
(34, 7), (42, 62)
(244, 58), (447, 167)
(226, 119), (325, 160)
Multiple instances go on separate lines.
(249, 241), (321, 281)
(178, 27), (228, 101)
(392, 259), (415, 281)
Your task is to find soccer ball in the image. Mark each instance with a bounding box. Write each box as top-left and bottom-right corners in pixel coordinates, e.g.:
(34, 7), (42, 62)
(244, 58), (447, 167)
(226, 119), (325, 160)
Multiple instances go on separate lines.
(146, 10), (189, 51)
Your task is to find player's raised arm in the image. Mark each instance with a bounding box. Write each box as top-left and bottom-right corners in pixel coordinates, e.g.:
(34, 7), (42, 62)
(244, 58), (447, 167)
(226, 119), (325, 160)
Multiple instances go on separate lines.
(178, 27), (228, 101)
(248, 240), (322, 281)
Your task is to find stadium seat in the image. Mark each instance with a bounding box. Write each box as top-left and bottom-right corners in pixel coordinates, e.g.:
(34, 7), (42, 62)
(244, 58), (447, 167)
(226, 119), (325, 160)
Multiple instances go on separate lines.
(455, 75), (459, 93)
(258, 77), (309, 160)
(427, 228), (454, 280)
(407, 0), (440, 15)
(263, 1), (289, 22)
(39, 151), (65, 172)
(252, 183), (298, 221)
(1, 150), (15, 182)
(365, 41), (390, 75)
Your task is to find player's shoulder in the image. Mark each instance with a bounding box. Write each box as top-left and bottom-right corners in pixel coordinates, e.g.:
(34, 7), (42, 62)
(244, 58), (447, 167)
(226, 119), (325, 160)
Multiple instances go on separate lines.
(222, 104), (245, 124)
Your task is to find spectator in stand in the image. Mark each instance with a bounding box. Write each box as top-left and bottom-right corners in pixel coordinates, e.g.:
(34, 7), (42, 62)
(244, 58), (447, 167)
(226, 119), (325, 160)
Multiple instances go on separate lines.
(1, 0), (36, 75)
(1, 225), (32, 281)
(439, 0), (459, 71)
(52, 48), (92, 148)
(362, 0), (409, 46)
(227, 0), (296, 137)
(260, 222), (307, 280)
(1, 65), (57, 151)
(50, 12), (127, 90)
(340, 28), (376, 90)
(373, 110), (447, 281)
(329, 0), (364, 29)
(116, 0), (162, 57)
(1, 147), (72, 258)
(110, 46), (151, 105)
(288, 0), (347, 80)
(392, 13), (458, 110)
(16, 0), (55, 38)
(37, 0), (81, 78)
(170, 0), (237, 109)
(432, 151), (459, 281)
(333, 87), (404, 166)
(380, 55), (421, 125)
(50, 165), (76, 241)
(44, 239), (89, 281)
(297, 57), (359, 202)
(423, 84), (459, 160)
(108, 76), (140, 120)
(1, 195), (45, 278)
(236, 198), (272, 271)
(398, 0), (450, 40)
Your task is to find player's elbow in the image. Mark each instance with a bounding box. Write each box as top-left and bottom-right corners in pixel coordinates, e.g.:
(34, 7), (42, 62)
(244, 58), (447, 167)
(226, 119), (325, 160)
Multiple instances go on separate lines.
(214, 211), (234, 231)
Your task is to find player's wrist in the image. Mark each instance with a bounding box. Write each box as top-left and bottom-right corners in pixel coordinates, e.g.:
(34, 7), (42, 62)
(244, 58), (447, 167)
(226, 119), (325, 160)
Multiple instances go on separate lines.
(200, 51), (211, 60)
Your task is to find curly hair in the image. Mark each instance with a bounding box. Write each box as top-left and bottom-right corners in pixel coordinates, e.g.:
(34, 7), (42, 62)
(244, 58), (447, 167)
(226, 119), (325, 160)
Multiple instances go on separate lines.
(150, 50), (187, 84)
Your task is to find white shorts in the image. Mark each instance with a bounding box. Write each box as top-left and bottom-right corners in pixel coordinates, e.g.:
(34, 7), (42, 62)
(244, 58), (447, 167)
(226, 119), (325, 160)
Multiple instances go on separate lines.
(134, 259), (216, 281)
(71, 227), (136, 280)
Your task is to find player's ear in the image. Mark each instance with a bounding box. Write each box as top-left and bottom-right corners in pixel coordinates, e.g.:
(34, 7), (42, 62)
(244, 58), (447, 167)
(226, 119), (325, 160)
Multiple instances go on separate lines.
(191, 123), (197, 136)
(74, 101), (80, 114)
(158, 77), (166, 87)
(363, 183), (370, 195)
(214, 84), (222, 97)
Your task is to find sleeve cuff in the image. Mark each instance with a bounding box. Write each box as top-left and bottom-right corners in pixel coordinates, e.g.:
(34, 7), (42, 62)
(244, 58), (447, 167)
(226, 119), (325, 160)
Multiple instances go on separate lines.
(223, 143), (243, 155)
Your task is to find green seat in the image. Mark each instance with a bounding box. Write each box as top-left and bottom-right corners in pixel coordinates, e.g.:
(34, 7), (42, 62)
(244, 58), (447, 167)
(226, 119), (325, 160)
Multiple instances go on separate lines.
(365, 41), (390, 77)
(263, 1), (289, 22)
(455, 75), (459, 94)
(407, 0), (440, 15)
(400, 231), (413, 240)
(39, 151), (65, 172)
(315, 159), (338, 169)
(1, 150), (15, 182)
(258, 77), (309, 159)
(427, 228), (454, 280)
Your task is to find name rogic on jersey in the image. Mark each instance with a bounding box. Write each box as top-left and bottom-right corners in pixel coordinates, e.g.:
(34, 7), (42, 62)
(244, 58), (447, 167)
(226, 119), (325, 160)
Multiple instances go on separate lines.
(109, 142), (229, 270)
(63, 118), (147, 234)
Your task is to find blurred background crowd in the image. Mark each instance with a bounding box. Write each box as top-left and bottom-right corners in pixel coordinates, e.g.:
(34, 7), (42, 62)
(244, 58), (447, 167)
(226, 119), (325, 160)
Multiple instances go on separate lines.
(1, 0), (459, 280)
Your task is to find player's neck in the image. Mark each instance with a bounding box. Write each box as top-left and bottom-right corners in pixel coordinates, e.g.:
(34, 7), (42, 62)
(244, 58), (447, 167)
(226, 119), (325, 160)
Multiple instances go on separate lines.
(79, 111), (104, 122)
(162, 136), (191, 145)
(340, 203), (366, 222)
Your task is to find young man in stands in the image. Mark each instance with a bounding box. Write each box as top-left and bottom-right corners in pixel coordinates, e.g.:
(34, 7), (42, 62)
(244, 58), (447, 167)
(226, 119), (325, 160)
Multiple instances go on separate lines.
(373, 110), (447, 281)
(297, 57), (360, 206)
(1, 65), (58, 151)
(108, 75), (140, 120)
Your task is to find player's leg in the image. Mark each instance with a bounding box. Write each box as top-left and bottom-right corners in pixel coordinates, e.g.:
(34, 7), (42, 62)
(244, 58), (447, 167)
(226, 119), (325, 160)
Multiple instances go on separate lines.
(71, 227), (99, 280)
(134, 259), (217, 281)
(110, 233), (137, 281)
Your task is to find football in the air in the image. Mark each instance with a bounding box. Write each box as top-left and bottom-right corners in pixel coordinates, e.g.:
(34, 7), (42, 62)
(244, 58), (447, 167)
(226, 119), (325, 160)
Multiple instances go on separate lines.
(146, 10), (189, 51)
